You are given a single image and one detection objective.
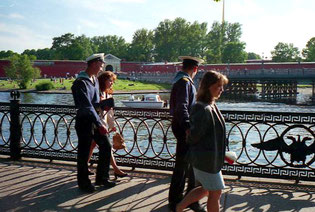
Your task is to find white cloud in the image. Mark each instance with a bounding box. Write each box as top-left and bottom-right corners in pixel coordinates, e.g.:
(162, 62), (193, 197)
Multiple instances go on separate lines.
(109, 18), (136, 29)
(58, 0), (146, 13)
(0, 22), (51, 53)
(79, 19), (99, 28)
(8, 13), (24, 19)
(225, 0), (315, 58)
(107, 0), (146, 2)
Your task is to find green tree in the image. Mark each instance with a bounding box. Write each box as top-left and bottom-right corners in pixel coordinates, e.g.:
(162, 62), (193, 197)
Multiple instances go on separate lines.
(153, 19), (176, 61)
(205, 22), (223, 63)
(271, 42), (300, 62)
(51, 33), (75, 59)
(93, 35), (129, 60)
(247, 52), (261, 60)
(186, 22), (208, 59)
(154, 18), (207, 62)
(205, 21), (243, 63)
(51, 33), (94, 60)
(302, 37), (315, 62)
(52, 33), (75, 50)
(67, 35), (95, 60)
(129, 28), (154, 62)
(0, 50), (18, 59)
(22, 48), (54, 60)
(5, 54), (41, 89)
(222, 42), (247, 63)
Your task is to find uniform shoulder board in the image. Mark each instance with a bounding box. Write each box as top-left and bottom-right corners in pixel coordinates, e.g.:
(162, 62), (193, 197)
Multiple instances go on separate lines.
(181, 77), (189, 82)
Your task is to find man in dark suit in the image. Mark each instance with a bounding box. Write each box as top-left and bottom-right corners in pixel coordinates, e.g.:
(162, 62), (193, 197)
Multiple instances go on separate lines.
(168, 56), (205, 212)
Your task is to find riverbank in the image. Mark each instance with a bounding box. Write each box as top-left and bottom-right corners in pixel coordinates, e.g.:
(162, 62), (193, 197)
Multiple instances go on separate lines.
(0, 88), (171, 95)
(0, 78), (172, 92)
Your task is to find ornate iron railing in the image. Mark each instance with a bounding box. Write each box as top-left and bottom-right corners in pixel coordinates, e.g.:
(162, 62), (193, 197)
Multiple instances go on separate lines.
(0, 101), (314, 181)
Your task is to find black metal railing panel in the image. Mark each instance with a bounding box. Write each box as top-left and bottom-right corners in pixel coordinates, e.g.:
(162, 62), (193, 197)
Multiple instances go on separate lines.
(0, 103), (10, 150)
(112, 107), (175, 170)
(0, 102), (314, 181)
(222, 110), (315, 180)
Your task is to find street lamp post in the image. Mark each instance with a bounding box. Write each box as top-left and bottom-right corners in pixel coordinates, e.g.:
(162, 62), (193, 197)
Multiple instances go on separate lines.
(222, 0), (225, 24)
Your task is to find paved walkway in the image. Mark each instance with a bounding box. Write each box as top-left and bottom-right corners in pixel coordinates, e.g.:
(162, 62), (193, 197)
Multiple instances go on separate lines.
(0, 156), (314, 212)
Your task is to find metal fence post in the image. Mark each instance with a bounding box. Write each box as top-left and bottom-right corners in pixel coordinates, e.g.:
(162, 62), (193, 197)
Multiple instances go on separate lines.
(10, 90), (21, 160)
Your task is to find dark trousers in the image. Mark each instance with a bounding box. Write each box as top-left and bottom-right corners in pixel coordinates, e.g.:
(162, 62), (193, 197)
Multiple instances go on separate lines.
(75, 118), (111, 187)
(168, 124), (195, 204)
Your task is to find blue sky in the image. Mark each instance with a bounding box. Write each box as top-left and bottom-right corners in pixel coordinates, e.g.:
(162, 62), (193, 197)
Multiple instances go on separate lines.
(1, 0), (315, 59)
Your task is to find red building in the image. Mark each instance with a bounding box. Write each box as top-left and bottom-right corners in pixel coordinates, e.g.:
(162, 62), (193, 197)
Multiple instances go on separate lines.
(1, 59), (314, 78)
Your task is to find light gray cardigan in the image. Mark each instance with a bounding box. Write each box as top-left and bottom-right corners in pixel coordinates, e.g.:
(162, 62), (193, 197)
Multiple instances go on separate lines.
(187, 101), (227, 174)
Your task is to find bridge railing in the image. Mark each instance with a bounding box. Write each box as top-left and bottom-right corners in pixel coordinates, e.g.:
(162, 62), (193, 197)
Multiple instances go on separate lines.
(217, 68), (315, 80)
(0, 99), (315, 182)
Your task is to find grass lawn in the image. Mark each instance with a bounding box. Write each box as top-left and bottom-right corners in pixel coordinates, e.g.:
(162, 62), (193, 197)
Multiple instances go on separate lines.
(0, 78), (172, 91)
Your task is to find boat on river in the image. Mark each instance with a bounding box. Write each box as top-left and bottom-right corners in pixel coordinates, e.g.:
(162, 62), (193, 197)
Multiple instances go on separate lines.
(121, 94), (166, 109)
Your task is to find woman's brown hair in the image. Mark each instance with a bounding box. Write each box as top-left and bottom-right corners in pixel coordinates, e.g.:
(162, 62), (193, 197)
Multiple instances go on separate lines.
(98, 71), (117, 94)
(196, 70), (228, 103)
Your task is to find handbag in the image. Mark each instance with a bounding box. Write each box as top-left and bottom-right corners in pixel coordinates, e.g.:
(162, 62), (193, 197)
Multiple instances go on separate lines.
(113, 132), (126, 150)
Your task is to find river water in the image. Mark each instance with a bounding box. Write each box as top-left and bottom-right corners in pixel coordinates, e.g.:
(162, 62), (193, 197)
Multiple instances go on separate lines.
(1, 88), (315, 112)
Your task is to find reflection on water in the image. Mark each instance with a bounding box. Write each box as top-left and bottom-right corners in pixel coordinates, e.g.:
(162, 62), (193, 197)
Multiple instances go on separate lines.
(0, 92), (75, 105)
(1, 88), (315, 112)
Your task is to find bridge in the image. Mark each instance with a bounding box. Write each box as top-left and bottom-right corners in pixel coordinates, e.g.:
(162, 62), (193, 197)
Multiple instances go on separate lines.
(124, 67), (315, 101)
(218, 68), (315, 81)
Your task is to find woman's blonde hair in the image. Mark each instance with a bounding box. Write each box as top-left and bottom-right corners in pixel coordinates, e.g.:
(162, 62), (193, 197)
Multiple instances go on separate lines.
(98, 71), (117, 94)
(196, 70), (228, 103)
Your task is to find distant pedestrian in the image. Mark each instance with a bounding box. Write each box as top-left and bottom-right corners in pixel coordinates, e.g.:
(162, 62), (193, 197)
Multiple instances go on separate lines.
(71, 53), (116, 193)
(168, 56), (205, 212)
(176, 70), (229, 212)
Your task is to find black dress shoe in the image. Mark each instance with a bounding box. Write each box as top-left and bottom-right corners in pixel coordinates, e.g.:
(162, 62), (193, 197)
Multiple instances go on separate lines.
(79, 184), (95, 193)
(114, 172), (128, 179)
(188, 202), (206, 212)
(95, 179), (116, 188)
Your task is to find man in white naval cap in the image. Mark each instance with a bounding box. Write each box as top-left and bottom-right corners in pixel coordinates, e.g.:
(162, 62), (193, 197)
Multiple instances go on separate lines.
(71, 53), (116, 192)
(168, 56), (205, 212)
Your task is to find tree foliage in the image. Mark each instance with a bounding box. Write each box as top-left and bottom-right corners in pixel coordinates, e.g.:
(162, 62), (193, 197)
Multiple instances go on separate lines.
(51, 33), (95, 60)
(154, 18), (208, 62)
(5, 54), (41, 88)
(0, 50), (18, 59)
(302, 37), (315, 62)
(205, 21), (246, 63)
(271, 42), (300, 62)
(247, 52), (261, 60)
(9, 17), (253, 64)
(128, 28), (154, 62)
(222, 42), (247, 63)
(22, 48), (54, 60)
(92, 35), (129, 60)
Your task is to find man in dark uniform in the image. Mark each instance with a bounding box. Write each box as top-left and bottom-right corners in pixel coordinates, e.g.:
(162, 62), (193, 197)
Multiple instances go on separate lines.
(168, 56), (205, 212)
(72, 53), (116, 193)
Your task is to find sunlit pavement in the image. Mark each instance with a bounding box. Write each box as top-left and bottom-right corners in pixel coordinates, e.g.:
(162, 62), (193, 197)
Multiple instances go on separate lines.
(0, 156), (314, 212)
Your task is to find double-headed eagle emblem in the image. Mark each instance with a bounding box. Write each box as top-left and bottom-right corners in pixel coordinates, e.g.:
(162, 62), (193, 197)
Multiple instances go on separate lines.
(252, 125), (315, 166)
